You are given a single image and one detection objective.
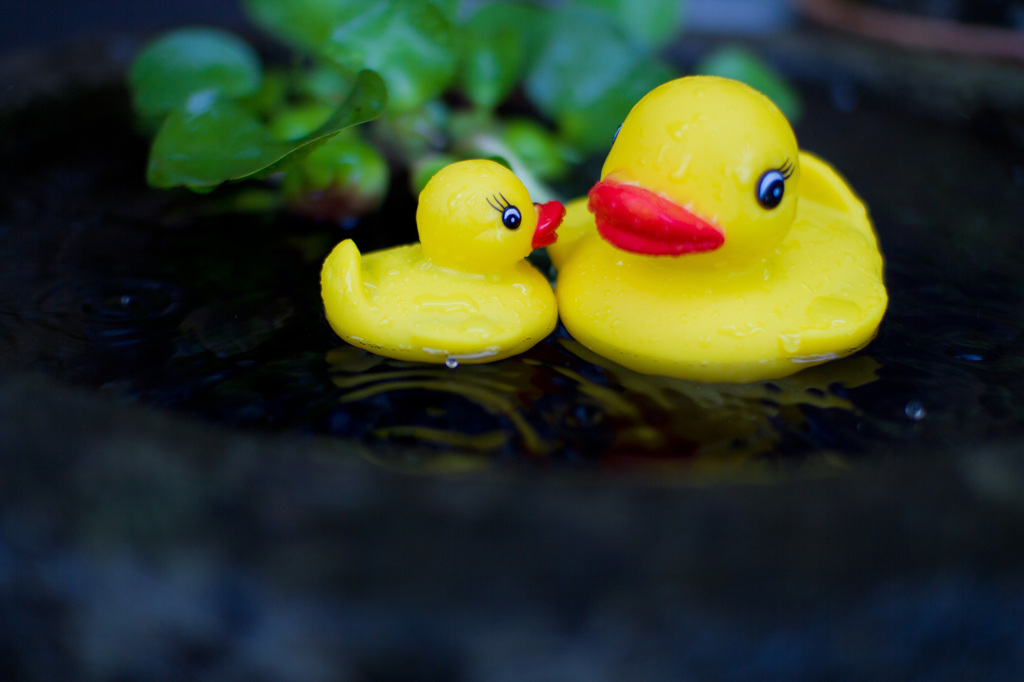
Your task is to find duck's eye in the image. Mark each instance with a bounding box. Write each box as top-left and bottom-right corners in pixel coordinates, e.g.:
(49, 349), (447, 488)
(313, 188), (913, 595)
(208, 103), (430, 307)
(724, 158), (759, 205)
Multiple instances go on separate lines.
(757, 170), (787, 210)
(502, 206), (522, 229)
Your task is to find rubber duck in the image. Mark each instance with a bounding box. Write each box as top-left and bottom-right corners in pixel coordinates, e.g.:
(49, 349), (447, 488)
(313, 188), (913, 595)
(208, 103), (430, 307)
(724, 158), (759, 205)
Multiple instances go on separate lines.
(548, 76), (887, 383)
(321, 159), (565, 364)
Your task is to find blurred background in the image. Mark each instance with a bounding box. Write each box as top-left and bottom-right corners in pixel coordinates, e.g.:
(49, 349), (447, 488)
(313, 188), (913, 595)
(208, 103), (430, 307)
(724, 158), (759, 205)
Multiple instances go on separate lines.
(1, 0), (799, 49)
(1, 0), (250, 49)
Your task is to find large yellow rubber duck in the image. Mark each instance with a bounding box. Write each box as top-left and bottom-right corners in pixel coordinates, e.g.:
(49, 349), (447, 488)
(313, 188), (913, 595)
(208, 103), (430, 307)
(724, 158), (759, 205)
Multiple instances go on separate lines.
(321, 159), (565, 364)
(549, 75), (887, 383)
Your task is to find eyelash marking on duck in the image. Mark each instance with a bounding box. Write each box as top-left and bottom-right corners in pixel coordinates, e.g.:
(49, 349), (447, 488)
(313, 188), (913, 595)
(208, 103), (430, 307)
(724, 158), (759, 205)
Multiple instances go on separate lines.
(486, 193), (512, 213)
(779, 159), (795, 179)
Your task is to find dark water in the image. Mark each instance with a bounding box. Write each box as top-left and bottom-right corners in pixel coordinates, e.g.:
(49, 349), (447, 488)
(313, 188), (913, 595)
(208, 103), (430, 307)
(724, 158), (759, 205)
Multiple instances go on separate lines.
(2, 79), (1023, 477)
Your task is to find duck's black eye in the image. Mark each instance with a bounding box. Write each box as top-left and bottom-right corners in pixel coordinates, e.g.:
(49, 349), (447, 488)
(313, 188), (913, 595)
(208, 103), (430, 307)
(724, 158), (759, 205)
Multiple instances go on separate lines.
(487, 193), (522, 230)
(757, 170), (787, 210)
(502, 206), (522, 230)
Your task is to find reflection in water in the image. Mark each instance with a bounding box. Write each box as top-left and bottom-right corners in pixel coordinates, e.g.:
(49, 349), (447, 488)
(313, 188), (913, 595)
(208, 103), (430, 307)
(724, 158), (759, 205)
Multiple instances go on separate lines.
(559, 339), (880, 474)
(325, 336), (880, 477)
(327, 345), (554, 462)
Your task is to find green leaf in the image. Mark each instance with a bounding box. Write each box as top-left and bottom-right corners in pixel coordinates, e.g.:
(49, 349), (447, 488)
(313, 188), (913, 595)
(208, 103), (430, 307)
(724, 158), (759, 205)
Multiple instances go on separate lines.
(558, 60), (675, 154)
(409, 153), (460, 195)
(484, 155), (513, 171)
(575, 0), (686, 49)
(695, 46), (803, 122)
(500, 119), (575, 181)
(147, 70), (387, 190)
(129, 28), (262, 120)
(320, 0), (458, 113)
(244, 0), (457, 112)
(268, 103), (336, 141)
(282, 132), (391, 217)
(242, 0), (343, 51)
(526, 8), (678, 153)
(424, 0), (460, 21)
(148, 91), (266, 188)
(459, 2), (544, 109)
(374, 100), (451, 160)
(239, 68), (289, 117)
(298, 64), (355, 104)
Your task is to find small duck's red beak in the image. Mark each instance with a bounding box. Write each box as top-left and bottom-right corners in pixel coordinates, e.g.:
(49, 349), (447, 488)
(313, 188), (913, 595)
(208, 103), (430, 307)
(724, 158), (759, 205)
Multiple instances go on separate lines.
(588, 180), (724, 256)
(532, 200), (564, 249)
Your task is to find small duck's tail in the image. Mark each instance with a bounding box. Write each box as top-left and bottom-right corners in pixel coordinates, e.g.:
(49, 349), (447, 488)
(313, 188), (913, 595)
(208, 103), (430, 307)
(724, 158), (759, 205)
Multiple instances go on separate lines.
(320, 239), (369, 337)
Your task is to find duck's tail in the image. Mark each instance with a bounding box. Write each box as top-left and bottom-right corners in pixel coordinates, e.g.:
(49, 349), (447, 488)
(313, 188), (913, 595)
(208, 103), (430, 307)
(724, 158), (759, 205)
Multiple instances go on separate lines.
(320, 239), (369, 337)
(798, 152), (875, 246)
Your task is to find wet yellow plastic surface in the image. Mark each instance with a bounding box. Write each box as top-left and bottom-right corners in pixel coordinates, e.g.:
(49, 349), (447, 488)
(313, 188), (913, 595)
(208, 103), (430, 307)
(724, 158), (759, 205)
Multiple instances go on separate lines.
(321, 160), (557, 363)
(551, 76), (887, 382)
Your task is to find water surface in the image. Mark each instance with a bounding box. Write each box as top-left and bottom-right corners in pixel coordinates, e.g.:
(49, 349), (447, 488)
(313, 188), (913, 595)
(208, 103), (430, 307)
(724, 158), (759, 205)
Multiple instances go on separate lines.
(2, 77), (1022, 477)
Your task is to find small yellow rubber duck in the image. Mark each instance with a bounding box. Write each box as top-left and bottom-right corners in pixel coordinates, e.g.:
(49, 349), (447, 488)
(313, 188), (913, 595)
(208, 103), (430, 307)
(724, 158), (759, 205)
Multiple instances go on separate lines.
(321, 159), (565, 364)
(549, 76), (887, 383)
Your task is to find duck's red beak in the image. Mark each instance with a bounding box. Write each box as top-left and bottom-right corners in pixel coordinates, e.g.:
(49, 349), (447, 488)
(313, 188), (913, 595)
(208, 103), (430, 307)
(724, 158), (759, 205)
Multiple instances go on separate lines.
(588, 180), (724, 256)
(532, 200), (564, 249)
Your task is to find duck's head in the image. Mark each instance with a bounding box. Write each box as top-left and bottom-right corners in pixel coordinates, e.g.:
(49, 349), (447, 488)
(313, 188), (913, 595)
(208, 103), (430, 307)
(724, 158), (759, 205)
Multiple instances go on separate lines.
(417, 159), (564, 271)
(591, 76), (800, 263)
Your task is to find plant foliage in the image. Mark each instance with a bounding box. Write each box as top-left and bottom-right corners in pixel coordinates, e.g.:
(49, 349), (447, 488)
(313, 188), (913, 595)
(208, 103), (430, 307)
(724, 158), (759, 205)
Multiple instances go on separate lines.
(128, 0), (801, 220)
(147, 70), (386, 190)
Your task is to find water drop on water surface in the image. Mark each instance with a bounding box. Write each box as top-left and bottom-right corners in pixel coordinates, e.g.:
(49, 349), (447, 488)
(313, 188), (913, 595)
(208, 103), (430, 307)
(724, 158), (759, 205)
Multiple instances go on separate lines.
(955, 354), (983, 362)
(905, 400), (927, 421)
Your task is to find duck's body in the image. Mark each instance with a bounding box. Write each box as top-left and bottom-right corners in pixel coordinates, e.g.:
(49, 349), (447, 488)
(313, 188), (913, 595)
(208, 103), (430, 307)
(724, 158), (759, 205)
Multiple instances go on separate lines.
(321, 159), (564, 364)
(550, 76), (887, 383)
(555, 153), (885, 382)
(322, 240), (557, 363)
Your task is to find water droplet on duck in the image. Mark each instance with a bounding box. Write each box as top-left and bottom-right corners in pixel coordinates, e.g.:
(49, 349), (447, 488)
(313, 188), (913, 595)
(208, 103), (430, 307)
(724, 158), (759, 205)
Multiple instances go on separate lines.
(778, 334), (802, 353)
(670, 154), (692, 182)
(806, 296), (863, 329)
(445, 357), (459, 369)
(719, 324), (764, 339)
